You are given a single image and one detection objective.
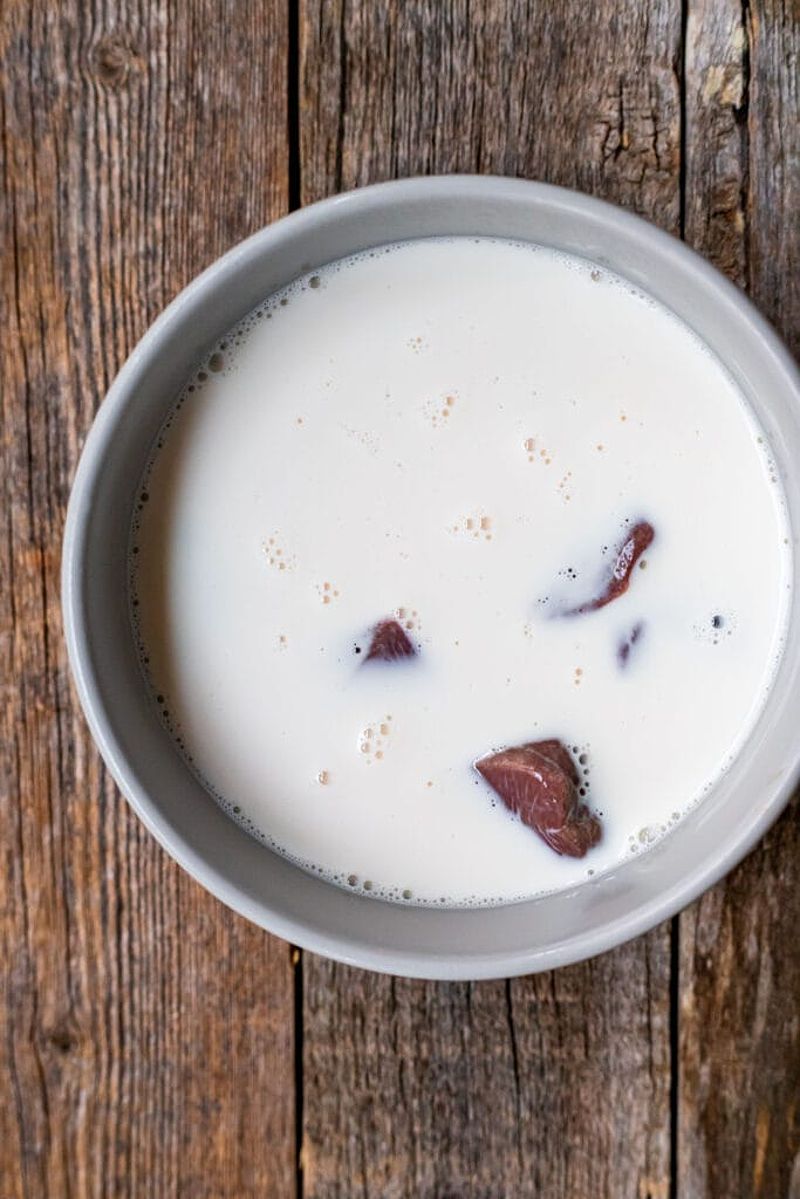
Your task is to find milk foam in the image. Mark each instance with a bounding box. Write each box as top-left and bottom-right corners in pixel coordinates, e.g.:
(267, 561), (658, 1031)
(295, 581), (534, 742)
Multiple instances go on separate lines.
(130, 238), (792, 906)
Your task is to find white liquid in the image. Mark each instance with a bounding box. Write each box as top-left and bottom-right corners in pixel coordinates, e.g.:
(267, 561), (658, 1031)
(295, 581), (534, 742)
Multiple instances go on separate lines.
(131, 238), (791, 906)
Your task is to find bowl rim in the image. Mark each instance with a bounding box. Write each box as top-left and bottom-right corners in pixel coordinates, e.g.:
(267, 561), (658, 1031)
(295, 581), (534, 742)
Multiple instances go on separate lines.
(62, 174), (800, 979)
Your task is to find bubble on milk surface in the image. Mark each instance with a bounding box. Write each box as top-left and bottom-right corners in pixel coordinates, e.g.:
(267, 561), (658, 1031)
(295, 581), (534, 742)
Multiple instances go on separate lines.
(693, 610), (738, 646)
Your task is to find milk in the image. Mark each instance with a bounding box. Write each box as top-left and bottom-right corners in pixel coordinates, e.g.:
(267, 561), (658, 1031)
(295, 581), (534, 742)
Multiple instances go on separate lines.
(130, 238), (791, 906)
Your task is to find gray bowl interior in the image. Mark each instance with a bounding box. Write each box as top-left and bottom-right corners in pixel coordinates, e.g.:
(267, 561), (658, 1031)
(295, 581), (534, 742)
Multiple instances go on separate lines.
(63, 177), (800, 979)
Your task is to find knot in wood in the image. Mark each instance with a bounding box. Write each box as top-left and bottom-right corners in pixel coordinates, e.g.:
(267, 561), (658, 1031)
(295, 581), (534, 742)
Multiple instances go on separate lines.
(91, 35), (136, 87)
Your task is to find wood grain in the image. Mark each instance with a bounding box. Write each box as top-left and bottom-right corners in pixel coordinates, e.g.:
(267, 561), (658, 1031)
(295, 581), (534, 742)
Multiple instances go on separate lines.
(300, 0), (682, 212)
(1, 3), (295, 1196)
(303, 943), (671, 1199)
(679, 2), (800, 1195)
(299, 3), (680, 1195)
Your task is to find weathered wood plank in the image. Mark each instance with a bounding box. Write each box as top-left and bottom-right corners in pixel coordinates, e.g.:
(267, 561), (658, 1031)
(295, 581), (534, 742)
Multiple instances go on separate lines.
(0, 3), (295, 1196)
(300, 0), (682, 212)
(679, 2), (800, 1195)
(299, 3), (681, 1195)
(303, 942), (671, 1199)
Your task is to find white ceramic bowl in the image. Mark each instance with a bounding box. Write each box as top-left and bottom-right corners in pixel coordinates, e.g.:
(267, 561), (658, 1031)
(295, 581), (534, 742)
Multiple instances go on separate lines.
(63, 176), (800, 980)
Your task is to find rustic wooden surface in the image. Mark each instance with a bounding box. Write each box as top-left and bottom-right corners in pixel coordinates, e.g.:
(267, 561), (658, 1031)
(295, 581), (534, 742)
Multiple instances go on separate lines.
(2, 1), (798, 1196)
(679, 4), (800, 1197)
(1, 4), (295, 1197)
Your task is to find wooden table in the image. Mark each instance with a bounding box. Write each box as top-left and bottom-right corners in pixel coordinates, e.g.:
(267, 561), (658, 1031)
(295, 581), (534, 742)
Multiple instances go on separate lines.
(3, 2), (799, 1195)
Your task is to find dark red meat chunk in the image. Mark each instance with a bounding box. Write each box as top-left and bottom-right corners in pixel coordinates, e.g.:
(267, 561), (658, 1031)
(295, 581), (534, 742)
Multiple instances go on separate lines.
(365, 619), (416, 662)
(617, 621), (645, 667)
(475, 738), (601, 858)
(567, 520), (655, 615)
(544, 802), (604, 856)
